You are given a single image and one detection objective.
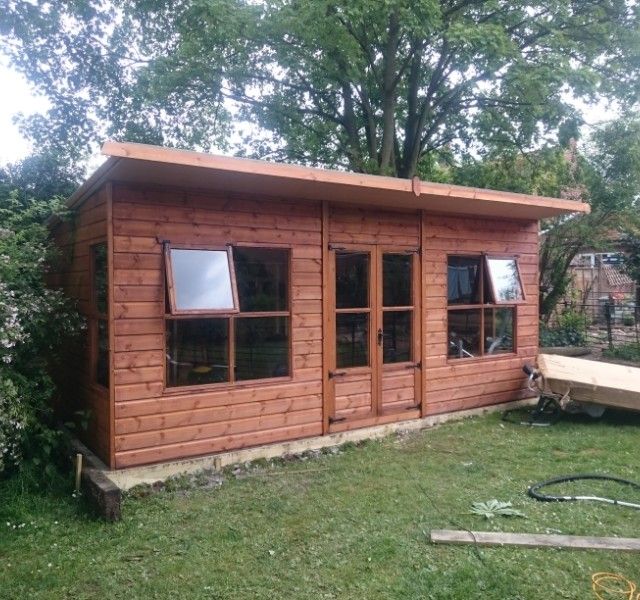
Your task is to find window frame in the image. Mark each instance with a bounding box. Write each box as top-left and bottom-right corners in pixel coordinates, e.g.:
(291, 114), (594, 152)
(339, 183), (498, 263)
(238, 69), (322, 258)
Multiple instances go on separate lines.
(164, 243), (240, 315)
(163, 243), (292, 392)
(90, 241), (109, 389)
(446, 252), (520, 361)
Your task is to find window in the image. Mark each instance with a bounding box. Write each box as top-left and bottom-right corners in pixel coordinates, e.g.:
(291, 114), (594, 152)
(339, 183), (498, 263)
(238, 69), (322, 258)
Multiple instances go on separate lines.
(165, 246), (290, 387)
(447, 255), (523, 359)
(165, 246), (238, 313)
(91, 243), (109, 388)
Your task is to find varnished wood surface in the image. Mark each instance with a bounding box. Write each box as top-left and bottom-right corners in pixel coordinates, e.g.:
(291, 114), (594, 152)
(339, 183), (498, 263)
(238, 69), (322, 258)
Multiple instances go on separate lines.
(49, 188), (111, 464)
(53, 179), (541, 469)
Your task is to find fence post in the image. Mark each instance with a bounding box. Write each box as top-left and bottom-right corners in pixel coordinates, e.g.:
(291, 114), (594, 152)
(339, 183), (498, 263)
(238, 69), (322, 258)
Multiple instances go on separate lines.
(604, 301), (614, 350)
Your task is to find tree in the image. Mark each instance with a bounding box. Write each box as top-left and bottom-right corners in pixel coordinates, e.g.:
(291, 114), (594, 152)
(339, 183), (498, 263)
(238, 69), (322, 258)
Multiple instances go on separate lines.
(449, 119), (640, 321)
(2, 1), (639, 176)
(622, 228), (640, 305)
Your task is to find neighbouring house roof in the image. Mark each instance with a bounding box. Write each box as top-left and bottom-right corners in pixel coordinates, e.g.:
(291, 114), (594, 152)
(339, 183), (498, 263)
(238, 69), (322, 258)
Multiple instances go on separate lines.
(67, 141), (591, 220)
(603, 265), (635, 288)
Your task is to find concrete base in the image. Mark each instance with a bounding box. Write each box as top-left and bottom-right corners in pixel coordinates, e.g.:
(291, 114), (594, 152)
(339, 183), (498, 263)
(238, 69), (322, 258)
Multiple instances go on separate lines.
(104, 397), (537, 492)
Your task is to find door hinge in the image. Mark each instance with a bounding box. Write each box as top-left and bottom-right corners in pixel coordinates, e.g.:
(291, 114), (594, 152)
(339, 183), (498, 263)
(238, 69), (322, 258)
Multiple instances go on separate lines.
(328, 370), (347, 379)
(328, 244), (346, 251)
(406, 361), (421, 369)
(329, 416), (347, 424)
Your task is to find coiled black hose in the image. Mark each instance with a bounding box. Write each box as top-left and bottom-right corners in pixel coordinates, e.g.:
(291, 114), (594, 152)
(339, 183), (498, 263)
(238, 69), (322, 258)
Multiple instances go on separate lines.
(528, 474), (640, 509)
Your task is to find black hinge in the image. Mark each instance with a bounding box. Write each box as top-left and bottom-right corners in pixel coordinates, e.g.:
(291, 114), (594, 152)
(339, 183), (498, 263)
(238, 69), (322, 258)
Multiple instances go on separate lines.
(328, 370), (347, 379)
(328, 244), (347, 251)
(405, 361), (421, 369)
(329, 416), (347, 424)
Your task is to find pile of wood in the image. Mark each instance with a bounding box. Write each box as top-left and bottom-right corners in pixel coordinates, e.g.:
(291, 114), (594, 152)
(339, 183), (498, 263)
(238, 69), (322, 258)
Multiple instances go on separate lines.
(537, 353), (640, 413)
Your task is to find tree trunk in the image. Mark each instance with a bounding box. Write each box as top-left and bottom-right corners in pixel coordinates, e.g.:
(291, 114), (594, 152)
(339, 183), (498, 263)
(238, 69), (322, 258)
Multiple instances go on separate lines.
(378, 11), (400, 174)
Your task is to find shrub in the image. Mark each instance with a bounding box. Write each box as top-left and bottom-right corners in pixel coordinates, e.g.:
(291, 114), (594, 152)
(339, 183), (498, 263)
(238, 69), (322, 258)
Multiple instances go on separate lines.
(622, 314), (635, 327)
(603, 343), (640, 363)
(539, 309), (588, 347)
(0, 191), (82, 475)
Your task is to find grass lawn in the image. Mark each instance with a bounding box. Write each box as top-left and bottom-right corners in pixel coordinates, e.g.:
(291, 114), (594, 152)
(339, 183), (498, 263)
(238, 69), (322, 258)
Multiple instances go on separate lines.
(2, 409), (640, 599)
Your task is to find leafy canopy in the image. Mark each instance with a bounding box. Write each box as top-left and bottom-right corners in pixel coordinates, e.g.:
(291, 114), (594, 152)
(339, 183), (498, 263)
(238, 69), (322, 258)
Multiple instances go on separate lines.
(2, 0), (639, 176)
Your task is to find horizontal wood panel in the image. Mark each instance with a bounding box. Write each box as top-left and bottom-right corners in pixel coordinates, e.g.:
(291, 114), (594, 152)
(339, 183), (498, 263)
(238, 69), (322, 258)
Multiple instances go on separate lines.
(116, 407), (322, 451)
(116, 394), (322, 435)
(115, 422), (323, 468)
(115, 380), (324, 418)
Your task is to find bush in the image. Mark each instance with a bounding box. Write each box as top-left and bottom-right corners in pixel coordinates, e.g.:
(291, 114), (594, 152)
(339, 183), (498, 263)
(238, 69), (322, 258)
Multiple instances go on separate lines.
(603, 343), (640, 363)
(539, 309), (588, 347)
(0, 191), (82, 475)
(622, 314), (635, 327)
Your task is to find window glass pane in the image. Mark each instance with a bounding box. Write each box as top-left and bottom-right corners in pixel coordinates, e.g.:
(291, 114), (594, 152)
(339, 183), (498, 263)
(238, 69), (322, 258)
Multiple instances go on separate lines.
(166, 318), (229, 386)
(235, 317), (289, 380)
(486, 258), (524, 302)
(96, 319), (109, 387)
(383, 254), (412, 307)
(484, 308), (514, 355)
(336, 252), (369, 309)
(448, 256), (481, 305)
(383, 311), (412, 363)
(448, 309), (481, 359)
(234, 248), (289, 312)
(170, 249), (235, 311)
(93, 243), (108, 315)
(336, 313), (369, 368)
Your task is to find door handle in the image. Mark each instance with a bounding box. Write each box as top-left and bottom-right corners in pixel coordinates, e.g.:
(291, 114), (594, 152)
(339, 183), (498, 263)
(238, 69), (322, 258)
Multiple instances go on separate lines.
(377, 328), (384, 346)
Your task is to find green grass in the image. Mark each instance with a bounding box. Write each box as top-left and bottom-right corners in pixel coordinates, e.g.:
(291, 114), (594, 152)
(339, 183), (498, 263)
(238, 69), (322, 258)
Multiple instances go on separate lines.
(2, 410), (640, 599)
(603, 342), (640, 364)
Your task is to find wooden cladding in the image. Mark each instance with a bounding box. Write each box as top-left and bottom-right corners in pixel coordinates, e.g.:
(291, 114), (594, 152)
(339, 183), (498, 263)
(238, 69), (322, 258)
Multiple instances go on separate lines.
(52, 180), (540, 469)
(48, 189), (111, 464)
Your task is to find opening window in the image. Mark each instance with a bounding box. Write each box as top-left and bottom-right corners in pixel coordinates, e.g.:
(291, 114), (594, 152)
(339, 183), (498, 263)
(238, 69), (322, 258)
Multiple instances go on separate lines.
(447, 255), (522, 359)
(165, 247), (238, 313)
(165, 246), (290, 387)
(91, 243), (109, 388)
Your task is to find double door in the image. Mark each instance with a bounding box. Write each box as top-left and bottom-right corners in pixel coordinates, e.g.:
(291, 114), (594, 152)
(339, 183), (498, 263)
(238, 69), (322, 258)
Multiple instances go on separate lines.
(329, 244), (421, 427)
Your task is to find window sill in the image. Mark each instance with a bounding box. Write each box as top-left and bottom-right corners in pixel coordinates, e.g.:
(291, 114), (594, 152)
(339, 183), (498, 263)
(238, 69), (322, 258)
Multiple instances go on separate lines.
(162, 375), (293, 396)
(445, 352), (518, 365)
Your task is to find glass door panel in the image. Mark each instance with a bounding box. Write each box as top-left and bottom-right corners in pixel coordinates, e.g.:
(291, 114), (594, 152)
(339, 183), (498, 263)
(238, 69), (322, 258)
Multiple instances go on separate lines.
(379, 251), (418, 413)
(332, 249), (375, 423)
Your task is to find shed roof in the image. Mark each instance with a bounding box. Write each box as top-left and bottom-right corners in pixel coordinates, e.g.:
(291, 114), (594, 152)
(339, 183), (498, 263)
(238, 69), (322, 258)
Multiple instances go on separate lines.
(68, 141), (590, 220)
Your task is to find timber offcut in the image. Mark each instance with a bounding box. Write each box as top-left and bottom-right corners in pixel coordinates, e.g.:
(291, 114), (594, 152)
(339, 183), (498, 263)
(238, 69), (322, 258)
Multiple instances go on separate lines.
(49, 142), (589, 470)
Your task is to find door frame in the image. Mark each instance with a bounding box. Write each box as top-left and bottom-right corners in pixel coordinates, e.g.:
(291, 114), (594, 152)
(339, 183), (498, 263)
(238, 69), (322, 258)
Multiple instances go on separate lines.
(375, 246), (422, 416)
(326, 243), (422, 429)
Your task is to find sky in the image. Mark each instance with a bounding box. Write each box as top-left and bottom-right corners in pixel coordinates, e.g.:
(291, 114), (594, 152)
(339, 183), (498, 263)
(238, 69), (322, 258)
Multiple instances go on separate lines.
(0, 60), (50, 165)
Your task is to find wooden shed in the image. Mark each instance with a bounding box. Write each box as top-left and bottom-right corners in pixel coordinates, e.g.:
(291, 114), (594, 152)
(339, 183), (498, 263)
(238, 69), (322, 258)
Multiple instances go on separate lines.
(50, 141), (589, 470)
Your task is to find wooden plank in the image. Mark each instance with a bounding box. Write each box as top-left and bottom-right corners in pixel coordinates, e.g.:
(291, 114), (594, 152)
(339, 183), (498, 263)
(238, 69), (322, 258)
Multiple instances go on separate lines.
(538, 354), (640, 411)
(116, 394), (322, 434)
(107, 182), (116, 469)
(321, 200), (332, 434)
(115, 422), (324, 468)
(430, 530), (640, 552)
(115, 380), (324, 417)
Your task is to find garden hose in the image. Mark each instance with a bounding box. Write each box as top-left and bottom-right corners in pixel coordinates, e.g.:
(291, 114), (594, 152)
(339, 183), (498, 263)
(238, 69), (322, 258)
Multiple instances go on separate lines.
(528, 474), (640, 510)
(501, 395), (562, 427)
(592, 572), (638, 600)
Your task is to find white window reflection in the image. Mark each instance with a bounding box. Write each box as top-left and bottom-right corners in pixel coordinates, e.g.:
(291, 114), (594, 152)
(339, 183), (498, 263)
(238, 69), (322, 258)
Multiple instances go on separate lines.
(170, 248), (236, 311)
(486, 258), (523, 302)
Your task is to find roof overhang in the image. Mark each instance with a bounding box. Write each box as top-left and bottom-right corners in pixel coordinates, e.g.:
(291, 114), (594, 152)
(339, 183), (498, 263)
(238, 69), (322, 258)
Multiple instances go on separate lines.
(66, 141), (591, 220)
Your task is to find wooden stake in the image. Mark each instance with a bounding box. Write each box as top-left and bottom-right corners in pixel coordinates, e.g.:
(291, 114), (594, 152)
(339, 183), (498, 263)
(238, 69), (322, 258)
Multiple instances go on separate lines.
(75, 453), (83, 492)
